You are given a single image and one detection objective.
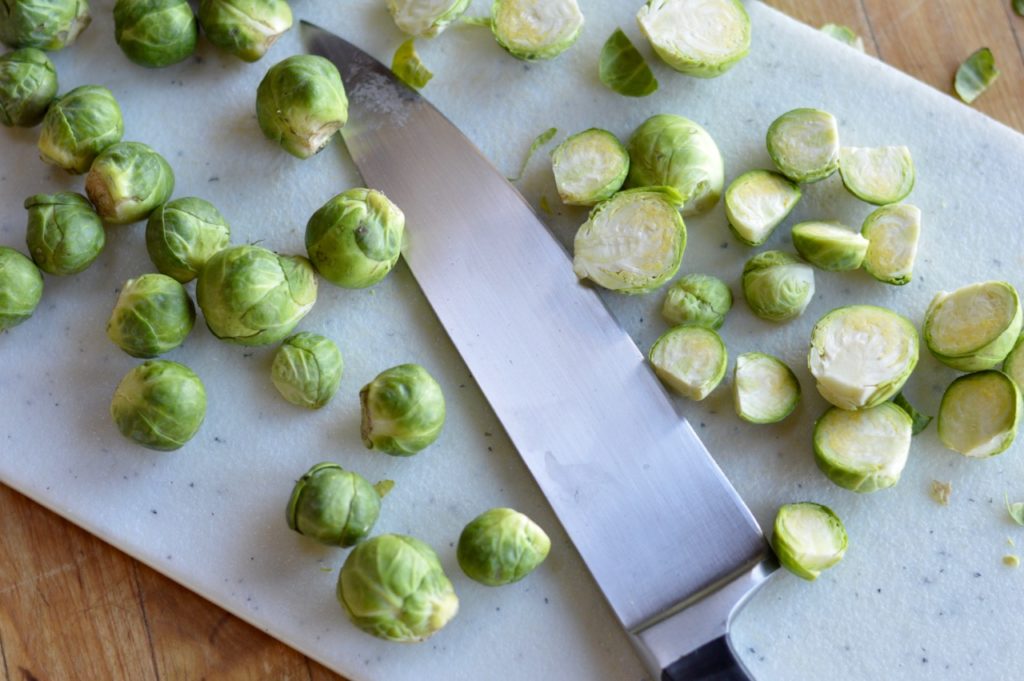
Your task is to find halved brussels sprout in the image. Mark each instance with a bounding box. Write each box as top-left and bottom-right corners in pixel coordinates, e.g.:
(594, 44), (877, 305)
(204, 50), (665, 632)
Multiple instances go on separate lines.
(661, 273), (732, 330)
(38, 85), (124, 174)
(626, 114), (724, 216)
(0, 0), (90, 51)
(271, 332), (343, 409)
(196, 244), (317, 346)
(861, 203), (920, 286)
(572, 188), (686, 294)
(820, 23), (864, 51)
(387, 0), (470, 37)
(766, 108), (839, 184)
(771, 502), (847, 581)
(0, 246), (43, 331)
(198, 0), (292, 62)
(338, 534), (459, 642)
(649, 325), (727, 401)
(305, 188), (404, 288)
(286, 462), (384, 546)
(741, 250), (814, 322)
(636, 0), (750, 77)
(839, 146), (914, 205)
(938, 370), (1021, 458)
(892, 392), (932, 436)
(733, 352), (800, 424)
(0, 48), (57, 127)
(491, 0), (584, 61)
(924, 281), (1022, 372)
(551, 128), (629, 206)
(790, 221), (869, 272)
(360, 364), (445, 456)
(1003, 335), (1024, 390)
(814, 402), (912, 492)
(85, 141), (175, 224)
(724, 170), (801, 247)
(256, 54), (348, 159)
(113, 0), (197, 68)
(110, 359), (206, 450)
(145, 197), (231, 283)
(107, 273), (195, 358)
(808, 305), (919, 410)
(457, 508), (550, 586)
(24, 192), (105, 275)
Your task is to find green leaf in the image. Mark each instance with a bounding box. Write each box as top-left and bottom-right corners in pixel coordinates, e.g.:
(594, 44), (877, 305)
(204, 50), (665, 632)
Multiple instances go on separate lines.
(1015, 0), (1024, 17)
(391, 39), (433, 90)
(599, 28), (658, 98)
(509, 127), (558, 182)
(539, 195), (553, 215)
(893, 392), (932, 435)
(954, 47), (999, 104)
(1007, 495), (1024, 525)
(820, 23), (865, 52)
(374, 479), (395, 498)
(459, 15), (492, 28)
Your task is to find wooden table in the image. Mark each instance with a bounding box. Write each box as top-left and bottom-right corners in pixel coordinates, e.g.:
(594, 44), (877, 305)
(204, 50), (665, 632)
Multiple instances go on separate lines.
(3, 3), (1023, 679)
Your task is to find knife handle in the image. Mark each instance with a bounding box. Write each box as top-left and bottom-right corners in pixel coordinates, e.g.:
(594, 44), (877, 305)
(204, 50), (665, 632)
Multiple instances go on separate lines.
(661, 635), (751, 681)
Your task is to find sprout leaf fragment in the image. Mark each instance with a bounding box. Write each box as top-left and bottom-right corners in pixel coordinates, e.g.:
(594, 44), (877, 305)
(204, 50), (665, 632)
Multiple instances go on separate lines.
(955, 47), (999, 104)
(510, 126), (557, 182)
(599, 28), (657, 97)
(391, 38), (433, 90)
(893, 392), (932, 435)
(820, 23), (864, 52)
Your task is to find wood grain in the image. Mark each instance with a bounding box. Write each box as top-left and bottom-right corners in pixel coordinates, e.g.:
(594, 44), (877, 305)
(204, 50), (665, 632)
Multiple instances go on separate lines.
(4, 3), (1024, 680)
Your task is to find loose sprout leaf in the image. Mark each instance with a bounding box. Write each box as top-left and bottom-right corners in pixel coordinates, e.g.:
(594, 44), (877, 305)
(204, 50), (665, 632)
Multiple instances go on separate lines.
(459, 15), (492, 27)
(391, 39), (434, 90)
(539, 195), (553, 215)
(599, 29), (658, 97)
(955, 47), (999, 104)
(374, 479), (396, 497)
(1006, 496), (1024, 526)
(509, 127), (558, 182)
(820, 23), (864, 52)
(894, 392), (933, 435)
(930, 480), (952, 506)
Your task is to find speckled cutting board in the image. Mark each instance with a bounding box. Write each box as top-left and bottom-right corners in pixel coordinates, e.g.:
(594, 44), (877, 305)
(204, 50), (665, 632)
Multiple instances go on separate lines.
(2, 1), (1024, 679)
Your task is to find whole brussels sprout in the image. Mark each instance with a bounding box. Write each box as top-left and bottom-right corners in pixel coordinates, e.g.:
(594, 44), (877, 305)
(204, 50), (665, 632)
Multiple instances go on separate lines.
(661, 273), (732, 329)
(741, 250), (814, 322)
(387, 0), (470, 37)
(196, 244), (317, 346)
(457, 508), (551, 586)
(491, 0), (584, 61)
(0, 246), (44, 331)
(0, 48), (57, 127)
(24, 192), (105, 275)
(107, 273), (195, 357)
(626, 114), (724, 216)
(271, 332), (343, 409)
(145, 197), (231, 283)
(38, 85), (124, 174)
(113, 0), (198, 68)
(0, 0), (90, 51)
(337, 534), (459, 642)
(198, 0), (292, 63)
(85, 141), (175, 224)
(256, 54), (348, 159)
(110, 359), (206, 450)
(360, 363), (445, 456)
(305, 188), (405, 289)
(286, 462), (388, 546)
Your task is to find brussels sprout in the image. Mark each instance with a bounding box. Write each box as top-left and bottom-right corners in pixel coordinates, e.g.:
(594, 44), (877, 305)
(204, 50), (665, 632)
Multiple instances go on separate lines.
(198, 0), (292, 62)
(107, 273), (195, 358)
(360, 363), (446, 456)
(733, 352), (800, 424)
(626, 114), (724, 216)
(391, 38), (433, 90)
(955, 47), (998, 104)
(457, 508), (551, 586)
(85, 141), (175, 224)
(1003, 335), (1024, 390)
(860, 203), (920, 286)
(766, 108), (839, 184)
(38, 85), (123, 174)
(598, 28), (658, 98)
(572, 188), (686, 294)
(741, 250), (814, 322)
(808, 305), (919, 411)
(305, 188), (404, 289)
(661, 273), (731, 330)
(491, 0), (584, 61)
(724, 170), (801, 247)
(838, 146), (914, 205)
(938, 370), (1021, 458)
(256, 54), (348, 159)
(814, 402), (912, 492)
(0, 48), (57, 127)
(113, 0), (197, 68)
(110, 359), (206, 450)
(0, 246), (43, 331)
(0, 0), (90, 50)
(196, 244), (317, 346)
(387, 0), (470, 37)
(145, 197), (231, 283)
(892, 392), (932, 436)
(551, 128), (629, 206)
(337, 534), (459, 642)
(286, 462), (386, 546)
(790, 221), (869, 272)
(636, 0), (750, 77)
(924, 281), (1022, 372)
(271, 332), (343, 409)
(24, 192), (105, 275)
(771, 502), (847, 581)
(649, 325), (727, 401)
(820, 23), (864, 51)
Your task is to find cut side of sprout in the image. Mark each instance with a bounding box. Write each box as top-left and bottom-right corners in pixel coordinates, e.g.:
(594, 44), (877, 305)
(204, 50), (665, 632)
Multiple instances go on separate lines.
(839, 146), (914, 205)
(791, 221), (868, 272)
(636, 0), (751, 78)
(938, 371), (1021, 458)
(387, 0), (471, 37)
(924, 281), (1022, 372)
(771, 502), (847, 581)
(491, 0), (584, 61)
(649, 326), (727, 401)
(733, 352), (800, 424)
(814, 403), (912, 492)
(551, 129), (629, 206)
(861, 203), (920, 286)
(766, 108), (839, 184)
(724, 170), (801, 247)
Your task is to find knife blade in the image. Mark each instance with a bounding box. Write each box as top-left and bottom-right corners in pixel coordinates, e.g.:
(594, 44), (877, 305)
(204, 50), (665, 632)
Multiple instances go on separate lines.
(301, 21), (777, 680)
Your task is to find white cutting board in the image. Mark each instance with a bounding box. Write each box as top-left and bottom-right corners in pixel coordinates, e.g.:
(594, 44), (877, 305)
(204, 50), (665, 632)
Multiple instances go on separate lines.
(2, 1), (1023, 679)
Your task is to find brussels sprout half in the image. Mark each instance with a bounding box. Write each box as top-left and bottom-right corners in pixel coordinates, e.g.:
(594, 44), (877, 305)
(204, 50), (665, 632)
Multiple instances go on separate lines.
(766, 108), (839, 184)
(938, 371), (1021, 458)
(924, 281), (1022, 372)
(256, 54), (348, 159)
(110, 359), (206, 450)
(733, 352), (800, 424)
(636, 0), (750, 78)
(387, 0), (470, 37)
(457, 508), (551, 586)
(145, 197), (231, 283)
(113, 0), (198, 68)
(24, 192), (105, 275)
(790, 221), (868, 272)
(270, 332), (343, 409)
(491, 0), (584, 61)
(198, 0), (292, 62)
(839, 146), (915, 205)
(724, 170), (801, 247)
(38, 84), (124, 174)
(0, 246), (44, 331)
(814, 402), (912, 493)
(861, 203), (920, 286)
(286, 462), (385, 546)
(741, 250), (815, 322)
(107, 273), (195, 358)
(551, 128), (629, 206)
(661, 273), (732, 330)
(85, 141), (175, 224)
(0, 0), (90, 51)
(0, 48), (57, 127)
(649, 325), (727, 401)
(771, 502), (847, 581)
(360, 363), (446, 456)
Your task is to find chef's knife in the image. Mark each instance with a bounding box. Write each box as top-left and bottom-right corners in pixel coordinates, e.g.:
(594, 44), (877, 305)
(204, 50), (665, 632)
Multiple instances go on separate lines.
(301, 21), (777, 681)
